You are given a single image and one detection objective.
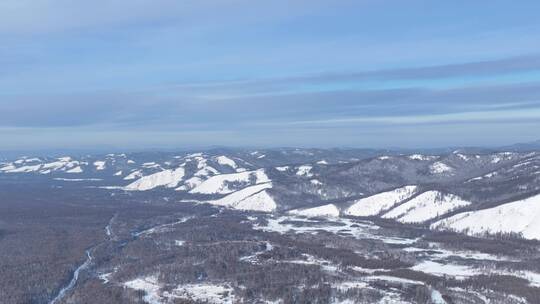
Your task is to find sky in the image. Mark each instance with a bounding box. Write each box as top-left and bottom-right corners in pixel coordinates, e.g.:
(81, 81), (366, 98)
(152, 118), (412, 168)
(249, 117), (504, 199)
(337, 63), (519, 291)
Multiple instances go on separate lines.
(2, 0), (540, 150)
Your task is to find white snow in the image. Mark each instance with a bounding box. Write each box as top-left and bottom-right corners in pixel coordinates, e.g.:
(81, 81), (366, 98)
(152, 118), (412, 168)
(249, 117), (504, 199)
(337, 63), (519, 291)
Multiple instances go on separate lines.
(98, 272), (113, 284)
(234, 190), (277, 212)
(124, 276), (162, 304)
(363, 275), (423, 285)
(310, 179), (323, 186)
(124, 167), (186, 191)
(316, 160), (328, 165)
(289, 204), (340, 218)
(408, 154), (437, 161)
(285, 254), (338, 273)
(382, 191), (471, 223)
(194, 165), (220, 177)
(0, 164), (16, 172)
(455, 154), (470, 161)
(176, 176), (203, 191)
(431, 289), (447, 304)
(114, 170), (122, 176)
(296, 165), (313, 177)
(275, 166), (289, 172)
(430, 162), (454, 174)
(411, 260), (478, 279)
(5, 164), (42, 173)
(165, 283), (234, 304)
(189, 169), (270, 195)
(124, 170), (143, 180)
(134, 217), (192, 237)
(16, 157), (41, 164)
(468, 171), (498, 181)
(491, 155), (502, 163)
(205, 183), (276, 212)
(345, 186), (418, 217)
(66, 166), (83, 173)
(54, 178), (102, 181)
(215, 156), (238, 169)
(40, 157), (80, 172)
(254, 215), (417, 245)
(431, 193), (540, 240)
(94, 161), (106, 170)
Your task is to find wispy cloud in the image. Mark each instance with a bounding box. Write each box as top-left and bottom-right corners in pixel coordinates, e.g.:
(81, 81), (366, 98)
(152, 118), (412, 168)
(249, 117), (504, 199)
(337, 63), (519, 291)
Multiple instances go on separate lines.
(1, 1), (540, 148)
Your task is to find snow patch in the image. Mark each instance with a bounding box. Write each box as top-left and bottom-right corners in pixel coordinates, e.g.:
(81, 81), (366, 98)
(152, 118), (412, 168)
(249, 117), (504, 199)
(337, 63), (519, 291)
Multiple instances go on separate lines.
(383, 191), (471, 223)
(409, 154), (437, 161)
(189, 169), (270, 195)
(215, 156), (238, 169)
(124, 276), (162, 304)
(125, 167), (185, 191)
(66, 166), (83, 173)
(345, 186), (418, 217)
(430, 162), (453, 174)
(296, 165), (313, 177)
(124, 170), (143, 180)
(93, 161), (106, 170)
(205, 183), (276, 212)
(289, 204), (340, 218)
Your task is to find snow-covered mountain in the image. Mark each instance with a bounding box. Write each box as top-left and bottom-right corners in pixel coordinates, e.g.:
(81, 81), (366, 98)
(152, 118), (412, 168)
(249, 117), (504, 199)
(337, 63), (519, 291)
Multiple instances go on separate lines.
(381, 191), (471, 224)
(431, 193), (540, 240)
(345, 185), (418, 217)
(2, 148), (540, 240)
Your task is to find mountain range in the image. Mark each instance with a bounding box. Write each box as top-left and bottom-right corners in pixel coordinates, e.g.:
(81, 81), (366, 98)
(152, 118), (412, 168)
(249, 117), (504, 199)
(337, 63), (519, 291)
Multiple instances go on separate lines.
(2, 147), (540, 241)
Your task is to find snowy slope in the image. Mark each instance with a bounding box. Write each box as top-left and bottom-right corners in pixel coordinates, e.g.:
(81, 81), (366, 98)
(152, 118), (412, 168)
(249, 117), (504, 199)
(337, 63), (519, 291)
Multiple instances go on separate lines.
(344, 186), (418, 217)
(205, 183), (276, 212)
(214, 156), (238, 169)
(66, 166), (83, 173)
(430, 162), (454, 174)
(408, 154), (437, 161)
(176, 176), (203, 191)
(382, 191), (471, 223)
(124, 167), (186, 191)
(289, 204), (340, 217)
(429, 162), (454, 174)
(234, 190), (277, 212)
(189, 169), (269, 194)
(94, 161), (106, 170)
(124, 170), (143, 180)
(296, 165), (313, 177)
(431, 194), (540, 240)
(1, 157), (81, 174)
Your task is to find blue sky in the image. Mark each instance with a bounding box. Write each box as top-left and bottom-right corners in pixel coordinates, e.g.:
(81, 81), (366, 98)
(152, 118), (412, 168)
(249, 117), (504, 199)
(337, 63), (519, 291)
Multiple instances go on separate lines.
(2, 1), (540, 150)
